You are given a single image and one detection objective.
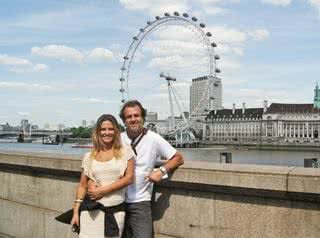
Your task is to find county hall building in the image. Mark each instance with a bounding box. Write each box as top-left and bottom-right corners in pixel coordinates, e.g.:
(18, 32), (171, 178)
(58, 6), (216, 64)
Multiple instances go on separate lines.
(203, 84), (320, 143)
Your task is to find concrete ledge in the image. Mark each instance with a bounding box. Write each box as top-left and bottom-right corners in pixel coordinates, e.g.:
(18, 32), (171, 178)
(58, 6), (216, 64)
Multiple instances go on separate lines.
(0, 151), (81, 172)
(1, 152), (320, 238)
(1, 152), (320, 204)
(1, 152), (320, 195)
(171, 161), (295, 191)
(288, 167), (320, 194)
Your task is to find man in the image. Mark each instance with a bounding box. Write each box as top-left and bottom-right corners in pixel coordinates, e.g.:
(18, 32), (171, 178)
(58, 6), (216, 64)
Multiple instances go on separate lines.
(120, 100), (184, 238)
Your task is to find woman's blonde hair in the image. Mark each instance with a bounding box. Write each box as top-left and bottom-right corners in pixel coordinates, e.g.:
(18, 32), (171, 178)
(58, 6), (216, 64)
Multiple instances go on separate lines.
(90, 114), (122, 159)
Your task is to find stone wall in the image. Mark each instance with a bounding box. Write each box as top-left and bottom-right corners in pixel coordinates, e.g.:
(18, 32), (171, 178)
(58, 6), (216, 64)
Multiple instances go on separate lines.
(0, 151), (319, 238)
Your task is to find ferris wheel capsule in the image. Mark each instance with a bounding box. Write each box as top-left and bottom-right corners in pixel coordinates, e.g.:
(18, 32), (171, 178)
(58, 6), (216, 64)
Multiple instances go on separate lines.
(191, 17), (197, 21)
(164, 13), (170, 17)
(123, 56), (129, 60)
(206, 32), (212, 37)
(120, 88), (125, 93)
(211, 42), (217, 47)
(155, 16), (161, 20)
(183, 13), (189, 18)
(121, 66), (126, 71)
(214, 55), (220, 60)
(215, 68), (221, 73)
(174, 11), (180, 16)
(199, 23), (205, 28)
(139, 28), (144, 33)
(147, 21), (151, 25)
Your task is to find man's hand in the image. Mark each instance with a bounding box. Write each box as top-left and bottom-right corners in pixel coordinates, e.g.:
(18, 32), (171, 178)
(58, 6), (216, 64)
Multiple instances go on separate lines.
(87, 180), (104, 200)
(87, 180), (98, 191)
(146, 169), (163, 183)
(87, 184), (104, 200)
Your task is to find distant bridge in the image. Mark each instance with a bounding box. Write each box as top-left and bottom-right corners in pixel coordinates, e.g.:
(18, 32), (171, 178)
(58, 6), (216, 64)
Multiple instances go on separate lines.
(0, 130), (72, 138)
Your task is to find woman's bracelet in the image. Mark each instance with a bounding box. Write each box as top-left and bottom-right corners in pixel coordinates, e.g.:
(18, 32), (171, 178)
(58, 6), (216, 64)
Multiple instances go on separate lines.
(73, 199), (83, 203)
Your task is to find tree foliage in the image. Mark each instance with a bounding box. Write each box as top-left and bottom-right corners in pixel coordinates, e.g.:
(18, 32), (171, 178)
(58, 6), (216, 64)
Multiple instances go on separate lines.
(69, 126), (93, 138)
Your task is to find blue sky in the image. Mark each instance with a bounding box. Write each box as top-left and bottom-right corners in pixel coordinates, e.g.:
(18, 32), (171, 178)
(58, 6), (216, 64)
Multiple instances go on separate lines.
(0, 0), (320, 128)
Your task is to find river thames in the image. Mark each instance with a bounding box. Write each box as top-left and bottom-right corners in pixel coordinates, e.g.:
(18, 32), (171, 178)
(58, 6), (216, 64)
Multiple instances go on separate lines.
(0, 142), (319, 167)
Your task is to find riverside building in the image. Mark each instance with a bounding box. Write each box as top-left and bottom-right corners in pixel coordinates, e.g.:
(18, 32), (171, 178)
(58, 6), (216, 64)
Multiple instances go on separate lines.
(189, 76), (222, 115)
(203, 84), (320, 143)
(203, 102), (265, 142)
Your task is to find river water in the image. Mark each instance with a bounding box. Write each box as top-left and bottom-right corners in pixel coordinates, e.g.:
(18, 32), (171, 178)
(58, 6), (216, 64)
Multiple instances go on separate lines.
(0, 142), (319, 167)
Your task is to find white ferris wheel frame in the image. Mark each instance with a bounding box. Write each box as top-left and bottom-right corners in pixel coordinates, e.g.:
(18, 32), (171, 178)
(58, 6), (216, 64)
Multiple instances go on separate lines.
(119, 12), (221, 134)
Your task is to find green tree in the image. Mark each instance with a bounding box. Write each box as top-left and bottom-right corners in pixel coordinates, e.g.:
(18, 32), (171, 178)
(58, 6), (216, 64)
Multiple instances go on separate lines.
(69, 126), (93, 138)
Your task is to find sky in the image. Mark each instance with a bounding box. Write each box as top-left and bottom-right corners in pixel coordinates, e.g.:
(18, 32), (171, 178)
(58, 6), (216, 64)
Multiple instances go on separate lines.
(0, 0), (320, 128)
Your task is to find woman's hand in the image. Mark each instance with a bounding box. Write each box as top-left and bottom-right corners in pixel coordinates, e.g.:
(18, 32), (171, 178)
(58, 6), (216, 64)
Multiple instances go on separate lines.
(87, 185), (104, 200)
(71, 213), (79, 226)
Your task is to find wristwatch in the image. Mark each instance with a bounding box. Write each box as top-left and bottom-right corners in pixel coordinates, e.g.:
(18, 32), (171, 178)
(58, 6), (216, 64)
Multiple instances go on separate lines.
(159, 166), (168, 175)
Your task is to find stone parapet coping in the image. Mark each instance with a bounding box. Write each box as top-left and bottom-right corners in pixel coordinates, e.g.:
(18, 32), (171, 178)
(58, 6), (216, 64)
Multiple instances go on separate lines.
(0, 151), (319, 201)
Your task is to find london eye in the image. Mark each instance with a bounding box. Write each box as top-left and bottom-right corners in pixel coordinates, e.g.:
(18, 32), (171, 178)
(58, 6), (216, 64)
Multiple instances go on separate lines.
(119, 12), (221, 139)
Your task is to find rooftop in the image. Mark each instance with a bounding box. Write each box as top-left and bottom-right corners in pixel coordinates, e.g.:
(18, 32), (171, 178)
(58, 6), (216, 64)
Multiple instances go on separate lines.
(206, 108), (264, 120)
(266, 103), (320, 114)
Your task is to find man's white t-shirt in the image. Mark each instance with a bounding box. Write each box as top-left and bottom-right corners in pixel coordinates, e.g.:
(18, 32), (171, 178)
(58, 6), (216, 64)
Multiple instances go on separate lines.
(121, 130), (176, 203)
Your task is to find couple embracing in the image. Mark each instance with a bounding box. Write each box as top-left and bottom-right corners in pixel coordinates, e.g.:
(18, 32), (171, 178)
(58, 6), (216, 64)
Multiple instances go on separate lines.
(71, 100), (184, 238)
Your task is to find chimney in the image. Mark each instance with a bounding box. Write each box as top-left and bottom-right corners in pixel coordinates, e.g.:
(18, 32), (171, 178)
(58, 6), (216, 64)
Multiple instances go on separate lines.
(232, 103), (236, 114)
(263, 100), (268, 113)
(242, 102), (246, 114)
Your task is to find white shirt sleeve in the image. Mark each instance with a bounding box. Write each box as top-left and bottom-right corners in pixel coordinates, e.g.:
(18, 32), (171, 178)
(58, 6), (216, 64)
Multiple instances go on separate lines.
(81, 152), (91, 177)
(154, 133), (177, 160)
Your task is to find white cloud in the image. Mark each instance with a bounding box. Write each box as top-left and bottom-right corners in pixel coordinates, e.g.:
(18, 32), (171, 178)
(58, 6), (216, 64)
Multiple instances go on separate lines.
(204, 6), (228, 15)
(223, 79), (248, 86)
(148, 55), (189, 69)
(219, 59), (241, 70)
(148, 55), (209, 75)
(17, 112), (30, 116)
(0, 81), (55, 91)
(9, 63), (49, 73)
(208, 26), (247, 44)
(231, 47), (244, 56)
(248, 29), (270, 41)
(154, 25), (200, 41)
(31, 45), (84, 63)
(119, 0), (189, 16)
(309, 0), (320, 16)
(119, 0), (239, 16)
(310, 0), (320, 5)
(33, 64), (49, 72)
(118, 4), (272, 82)
(159, 81), (190, 91)
(261, 0), (292, 6)
(143, 39), (206, 57)
(87, 48), (114, 62)
(71, 97), (110, 104)
(0, 54), (48, 73)
(223, 88), (292, 107)
(32, 45), (114, 63)
(0, 54), (31, 66)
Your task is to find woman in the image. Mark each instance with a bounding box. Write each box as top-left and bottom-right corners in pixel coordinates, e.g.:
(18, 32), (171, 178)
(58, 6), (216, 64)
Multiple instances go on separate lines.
(71, 114), (135, 238)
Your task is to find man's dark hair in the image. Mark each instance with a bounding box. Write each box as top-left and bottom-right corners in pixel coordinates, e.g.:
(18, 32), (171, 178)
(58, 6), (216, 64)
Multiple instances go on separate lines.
(119, 100), (147, 123)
